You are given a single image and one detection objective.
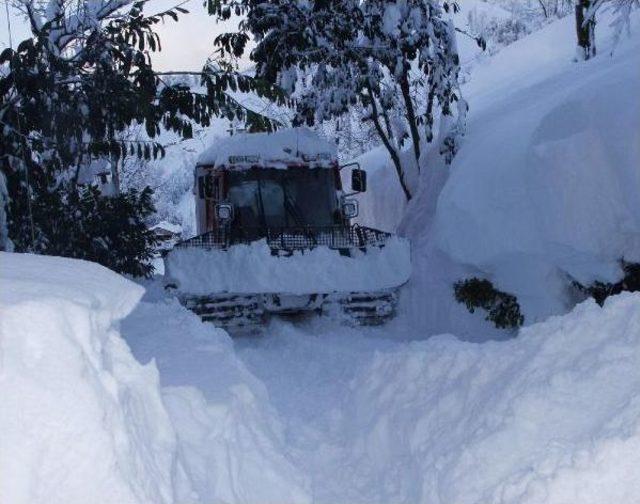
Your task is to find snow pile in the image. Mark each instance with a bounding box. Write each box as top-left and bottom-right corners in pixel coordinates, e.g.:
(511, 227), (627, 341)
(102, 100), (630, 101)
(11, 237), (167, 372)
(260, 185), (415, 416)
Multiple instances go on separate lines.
(164, 237), (411, 295)
(198, 127), (338, 169)
(343, 294), (640, 504)
(0, 253), (187, 504)
(122, 299), (311, 503)
(432, 12), (640, 324)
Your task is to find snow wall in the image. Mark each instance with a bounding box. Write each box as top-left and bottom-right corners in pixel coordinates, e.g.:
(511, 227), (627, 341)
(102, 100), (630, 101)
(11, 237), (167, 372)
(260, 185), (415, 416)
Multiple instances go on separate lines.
(0, 253), (183, 504)
(122, 298), (311, 504)
(342, 293), (640, 504)
(0, 252), (310, 504)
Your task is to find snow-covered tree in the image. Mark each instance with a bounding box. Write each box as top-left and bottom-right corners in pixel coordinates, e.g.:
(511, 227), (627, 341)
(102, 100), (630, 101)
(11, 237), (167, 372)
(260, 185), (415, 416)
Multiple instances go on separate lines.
(1, 0), (286, 274)
(575, 0), (639, 60)
(209, 0), (476, 201)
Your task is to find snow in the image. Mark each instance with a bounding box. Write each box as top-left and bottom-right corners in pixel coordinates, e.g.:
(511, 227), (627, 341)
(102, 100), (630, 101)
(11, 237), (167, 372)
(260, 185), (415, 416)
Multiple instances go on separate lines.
(0, 252), (311, 504)
(235, 293), (640, 504)
(0, 253), (186, 504)
(121, 299), (311, 504)
(432, 11), (640, 324)
(151, 220), (183, 235)
(164, 237), (411, 295)
(3, 6), (640, 504)
(353, 10), (640, 336)
(453, 0), (513, 65)
(197, 127), (338, 170)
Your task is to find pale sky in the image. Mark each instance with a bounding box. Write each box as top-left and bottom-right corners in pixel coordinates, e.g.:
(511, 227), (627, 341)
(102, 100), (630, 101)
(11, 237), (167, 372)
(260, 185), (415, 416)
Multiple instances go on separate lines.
(0, 0), (253, 71)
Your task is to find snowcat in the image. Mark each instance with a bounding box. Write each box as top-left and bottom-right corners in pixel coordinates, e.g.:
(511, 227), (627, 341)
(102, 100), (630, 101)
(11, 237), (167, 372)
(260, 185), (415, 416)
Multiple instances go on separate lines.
(163, 128), (411, 331)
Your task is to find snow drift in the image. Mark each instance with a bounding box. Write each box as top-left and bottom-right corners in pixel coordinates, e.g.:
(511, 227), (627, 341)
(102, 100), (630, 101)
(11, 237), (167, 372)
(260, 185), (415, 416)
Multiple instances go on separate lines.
(122, 298), (311, 504)
(0, 253), (312, 504)
(238, 293), (640, 504)
(164, 237), (411, 295)
(344, 293), (640, 504)
(0, 253), (185, 504)
(433, 13), (640, 324)
(386, 11), (640, 338)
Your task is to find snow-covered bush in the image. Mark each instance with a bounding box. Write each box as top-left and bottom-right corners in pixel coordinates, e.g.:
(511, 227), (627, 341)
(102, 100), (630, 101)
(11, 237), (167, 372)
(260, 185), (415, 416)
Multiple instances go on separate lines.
(8, 183), (158, 277)
(454, 277), (524, 329)
(574, 261), (640, 306)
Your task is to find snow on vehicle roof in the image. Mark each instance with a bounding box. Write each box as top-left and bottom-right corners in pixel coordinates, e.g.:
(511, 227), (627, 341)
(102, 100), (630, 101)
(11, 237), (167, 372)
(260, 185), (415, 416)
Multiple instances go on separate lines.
(197, 127), (338, 170)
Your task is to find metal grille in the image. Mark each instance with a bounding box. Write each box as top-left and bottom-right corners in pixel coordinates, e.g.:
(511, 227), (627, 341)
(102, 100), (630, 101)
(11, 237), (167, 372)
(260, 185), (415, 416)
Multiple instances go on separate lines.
(174, 225), (391, 252)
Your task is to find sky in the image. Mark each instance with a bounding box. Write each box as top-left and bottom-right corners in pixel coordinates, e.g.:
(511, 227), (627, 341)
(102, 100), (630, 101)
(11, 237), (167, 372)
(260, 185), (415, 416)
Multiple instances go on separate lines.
(0, 0), (252, 71)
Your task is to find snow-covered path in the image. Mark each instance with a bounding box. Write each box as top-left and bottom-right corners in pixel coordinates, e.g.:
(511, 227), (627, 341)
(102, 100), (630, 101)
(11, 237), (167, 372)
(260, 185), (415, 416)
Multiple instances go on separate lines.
(234, 297), (640, 504)
(235, 320), (406, 503)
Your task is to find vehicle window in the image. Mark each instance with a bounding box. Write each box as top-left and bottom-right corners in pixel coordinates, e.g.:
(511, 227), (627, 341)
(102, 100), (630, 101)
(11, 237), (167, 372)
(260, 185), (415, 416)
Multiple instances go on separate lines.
(226, 168), (338, 228)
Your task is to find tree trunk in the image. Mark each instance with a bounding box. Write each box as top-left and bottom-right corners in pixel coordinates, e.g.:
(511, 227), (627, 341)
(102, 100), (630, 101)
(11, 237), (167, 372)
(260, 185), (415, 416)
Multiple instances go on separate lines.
(575, 0), (596, 60)
(399, 71), (422, 171)
(366, 86), (412, 201)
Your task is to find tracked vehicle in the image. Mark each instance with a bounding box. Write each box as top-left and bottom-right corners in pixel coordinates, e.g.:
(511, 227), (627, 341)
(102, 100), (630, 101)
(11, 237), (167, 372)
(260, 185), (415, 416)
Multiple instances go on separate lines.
(164, 128), (411, 331)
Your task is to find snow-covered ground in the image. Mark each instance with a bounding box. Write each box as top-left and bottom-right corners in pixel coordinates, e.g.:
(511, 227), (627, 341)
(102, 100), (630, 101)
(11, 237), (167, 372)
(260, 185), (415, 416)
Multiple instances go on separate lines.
(5, 250), (639, 503)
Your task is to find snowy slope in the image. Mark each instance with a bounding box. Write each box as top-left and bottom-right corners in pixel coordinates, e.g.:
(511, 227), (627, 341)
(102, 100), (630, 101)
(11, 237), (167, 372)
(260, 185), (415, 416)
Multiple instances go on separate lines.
(433, 12), (640, 323)
(396, 11), (640, 337)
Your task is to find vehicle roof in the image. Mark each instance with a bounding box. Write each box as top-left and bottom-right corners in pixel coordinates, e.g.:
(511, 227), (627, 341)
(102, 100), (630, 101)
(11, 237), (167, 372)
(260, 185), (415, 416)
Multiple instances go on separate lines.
(196, 127), (338, 170)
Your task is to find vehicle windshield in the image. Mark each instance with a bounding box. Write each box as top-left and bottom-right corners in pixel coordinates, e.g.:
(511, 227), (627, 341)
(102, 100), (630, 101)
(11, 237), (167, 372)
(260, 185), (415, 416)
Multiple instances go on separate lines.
(227, 168), (339, 228)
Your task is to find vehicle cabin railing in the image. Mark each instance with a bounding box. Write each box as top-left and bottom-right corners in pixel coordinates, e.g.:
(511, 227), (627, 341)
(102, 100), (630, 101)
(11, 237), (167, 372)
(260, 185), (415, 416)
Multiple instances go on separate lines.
(173, 225), (391, 253)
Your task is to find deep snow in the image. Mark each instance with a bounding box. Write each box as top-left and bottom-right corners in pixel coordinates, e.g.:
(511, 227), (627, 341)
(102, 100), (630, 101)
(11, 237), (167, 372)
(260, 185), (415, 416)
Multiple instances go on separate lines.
(197, 127), (337, 169)
(4, 251), (640, 503)
(236, 294), (640, 504)
(0, 253), (185, 504)
(165, 236), (410, 295)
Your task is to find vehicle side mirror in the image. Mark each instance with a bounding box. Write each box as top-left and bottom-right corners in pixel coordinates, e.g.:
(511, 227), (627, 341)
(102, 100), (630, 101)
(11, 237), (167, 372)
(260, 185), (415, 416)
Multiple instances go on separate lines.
(342, 199), (359, 219)
(215, 203), (234, 222)
(351, 168), (367, 193)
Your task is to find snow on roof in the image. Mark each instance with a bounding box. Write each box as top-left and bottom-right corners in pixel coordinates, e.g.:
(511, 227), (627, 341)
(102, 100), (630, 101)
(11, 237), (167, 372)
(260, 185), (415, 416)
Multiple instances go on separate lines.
(151, 221), (182, 235)
(197, 127), (338, 170)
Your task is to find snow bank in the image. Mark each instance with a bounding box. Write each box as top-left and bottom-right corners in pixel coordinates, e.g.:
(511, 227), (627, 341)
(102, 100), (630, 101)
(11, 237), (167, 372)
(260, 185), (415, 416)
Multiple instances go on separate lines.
(165, 237), (411, 295)
(433, 13), (640, 323)
(122, 299), (311, 503)
(198, 127), (338, 169)
(0, 253), (187, 504)
(343, 293), (640, 504)
(385, 12), (640, 337)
